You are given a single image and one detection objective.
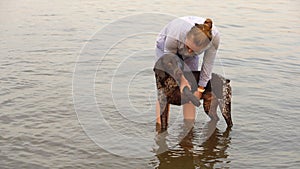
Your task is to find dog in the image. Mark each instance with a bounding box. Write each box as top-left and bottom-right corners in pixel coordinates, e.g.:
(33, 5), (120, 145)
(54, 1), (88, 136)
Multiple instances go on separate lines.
(153, 53), (232, 131)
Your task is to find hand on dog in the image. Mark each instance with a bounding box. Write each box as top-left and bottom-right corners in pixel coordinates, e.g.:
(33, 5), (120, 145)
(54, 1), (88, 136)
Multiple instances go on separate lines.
(193, 91), (202, 100)
(180, 75), (191, 93)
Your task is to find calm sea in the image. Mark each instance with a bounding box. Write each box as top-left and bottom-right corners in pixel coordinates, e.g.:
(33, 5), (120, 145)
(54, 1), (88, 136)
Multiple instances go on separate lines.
(1, 0), (299, 168)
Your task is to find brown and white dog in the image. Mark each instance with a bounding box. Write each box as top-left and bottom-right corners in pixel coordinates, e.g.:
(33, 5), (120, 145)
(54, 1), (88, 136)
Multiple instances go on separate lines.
(153, 53), (232, 131)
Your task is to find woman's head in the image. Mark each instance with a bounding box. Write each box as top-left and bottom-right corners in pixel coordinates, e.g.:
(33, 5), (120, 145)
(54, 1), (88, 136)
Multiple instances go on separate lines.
(185, 18), (213, 54)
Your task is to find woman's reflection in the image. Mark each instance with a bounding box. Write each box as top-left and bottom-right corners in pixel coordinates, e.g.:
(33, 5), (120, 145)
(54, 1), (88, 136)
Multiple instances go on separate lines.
(154, 120), (232, 169)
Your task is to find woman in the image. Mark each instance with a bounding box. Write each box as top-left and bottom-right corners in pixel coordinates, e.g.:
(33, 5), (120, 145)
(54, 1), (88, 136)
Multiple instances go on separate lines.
(155, 16), (220, 124)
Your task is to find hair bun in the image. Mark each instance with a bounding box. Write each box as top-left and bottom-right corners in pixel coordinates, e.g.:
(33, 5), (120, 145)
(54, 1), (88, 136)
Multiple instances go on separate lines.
(204, 18), (213, 31)
(192, 19), (213, 41)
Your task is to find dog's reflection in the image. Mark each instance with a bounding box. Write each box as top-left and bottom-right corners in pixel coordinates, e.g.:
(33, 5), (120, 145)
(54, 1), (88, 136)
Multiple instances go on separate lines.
(154, 120), (231, 169)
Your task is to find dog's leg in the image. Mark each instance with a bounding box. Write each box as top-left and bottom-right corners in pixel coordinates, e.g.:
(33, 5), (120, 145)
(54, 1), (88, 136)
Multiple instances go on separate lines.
(211, 73), (233, 127)
(220, 80), (233, 127)
(160, 103), (170, 131)
(157, 89), (169, 131)
(202, 92), (219, 121)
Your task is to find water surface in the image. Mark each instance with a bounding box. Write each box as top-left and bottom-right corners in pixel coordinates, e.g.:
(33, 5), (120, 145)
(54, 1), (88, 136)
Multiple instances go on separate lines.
(1, 0), (300, 168)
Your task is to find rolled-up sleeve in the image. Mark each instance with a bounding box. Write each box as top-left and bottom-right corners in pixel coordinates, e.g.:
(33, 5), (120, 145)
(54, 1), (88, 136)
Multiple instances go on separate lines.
(199, 33), (220, 87)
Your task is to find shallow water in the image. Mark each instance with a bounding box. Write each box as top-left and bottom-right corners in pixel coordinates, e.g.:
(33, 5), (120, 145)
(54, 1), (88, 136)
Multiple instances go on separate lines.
(1, 0), (300, 168)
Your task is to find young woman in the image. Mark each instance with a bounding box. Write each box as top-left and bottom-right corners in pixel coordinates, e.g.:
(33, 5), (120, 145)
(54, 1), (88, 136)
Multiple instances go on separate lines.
(155, 16), (220, 124)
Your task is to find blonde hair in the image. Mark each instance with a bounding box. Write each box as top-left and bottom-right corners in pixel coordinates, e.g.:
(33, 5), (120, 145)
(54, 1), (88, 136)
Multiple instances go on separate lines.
(186, 18), (213, 47)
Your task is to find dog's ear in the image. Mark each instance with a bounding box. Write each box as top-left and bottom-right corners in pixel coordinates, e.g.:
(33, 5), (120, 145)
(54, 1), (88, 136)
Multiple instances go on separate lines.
(154, 57), (164, 71)
(154, 69), (166, 79)
(153, 58), (166, 79)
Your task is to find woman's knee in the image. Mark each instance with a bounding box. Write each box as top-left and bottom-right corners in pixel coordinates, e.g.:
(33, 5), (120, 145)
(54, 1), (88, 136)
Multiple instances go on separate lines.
(183, 103), (196, 120)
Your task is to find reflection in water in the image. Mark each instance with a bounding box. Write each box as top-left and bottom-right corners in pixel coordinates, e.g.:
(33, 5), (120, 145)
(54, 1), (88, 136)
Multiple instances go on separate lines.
(153, 120), (232, 169)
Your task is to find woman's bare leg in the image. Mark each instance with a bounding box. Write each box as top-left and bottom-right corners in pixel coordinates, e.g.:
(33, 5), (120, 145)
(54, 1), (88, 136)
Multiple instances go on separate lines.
(183, 102), (196, 120)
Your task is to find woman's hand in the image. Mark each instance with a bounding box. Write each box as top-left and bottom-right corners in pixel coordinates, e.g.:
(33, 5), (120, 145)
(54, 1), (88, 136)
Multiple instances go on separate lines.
(193, 86), (205, 100)
(193, 91), (202, 100)
(180, 75), (191, 93)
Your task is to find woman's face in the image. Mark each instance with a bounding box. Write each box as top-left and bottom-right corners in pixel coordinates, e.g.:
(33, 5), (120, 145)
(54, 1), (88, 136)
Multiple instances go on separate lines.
(185, 36), (209, 55)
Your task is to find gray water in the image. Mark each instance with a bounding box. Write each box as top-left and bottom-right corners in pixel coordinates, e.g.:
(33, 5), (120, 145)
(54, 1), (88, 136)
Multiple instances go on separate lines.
(1, 0), (300, 168)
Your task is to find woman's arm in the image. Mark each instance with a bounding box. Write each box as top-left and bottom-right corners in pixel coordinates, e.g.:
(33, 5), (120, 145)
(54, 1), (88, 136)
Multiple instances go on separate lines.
(199, 33), (220, 87)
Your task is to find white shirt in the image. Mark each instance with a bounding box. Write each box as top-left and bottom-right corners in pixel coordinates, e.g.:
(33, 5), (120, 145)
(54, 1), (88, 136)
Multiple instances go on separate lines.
(155, 16), (220, 87)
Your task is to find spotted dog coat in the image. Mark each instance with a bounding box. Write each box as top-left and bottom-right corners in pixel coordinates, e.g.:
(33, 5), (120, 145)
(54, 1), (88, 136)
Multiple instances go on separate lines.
(154, 54), (199, 130)
(154, 54), (232, 130)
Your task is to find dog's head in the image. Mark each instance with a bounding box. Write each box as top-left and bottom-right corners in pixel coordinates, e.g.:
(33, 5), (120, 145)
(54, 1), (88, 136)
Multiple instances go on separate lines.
(153, 54), (183, 81)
